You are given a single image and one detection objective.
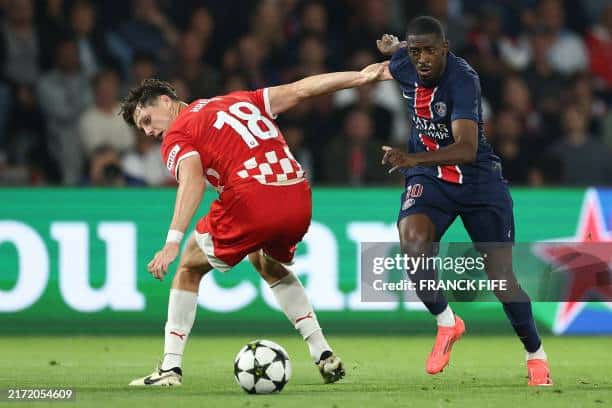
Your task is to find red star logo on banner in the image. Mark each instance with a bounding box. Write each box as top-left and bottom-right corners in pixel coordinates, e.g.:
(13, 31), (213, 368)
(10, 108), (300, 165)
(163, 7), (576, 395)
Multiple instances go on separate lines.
(533, 189), (612, 334)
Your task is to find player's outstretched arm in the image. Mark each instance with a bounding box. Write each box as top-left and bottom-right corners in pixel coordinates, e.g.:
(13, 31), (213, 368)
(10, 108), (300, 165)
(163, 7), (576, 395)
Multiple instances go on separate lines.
(267, 62), (391, 116)
(147, 155), (206, 280)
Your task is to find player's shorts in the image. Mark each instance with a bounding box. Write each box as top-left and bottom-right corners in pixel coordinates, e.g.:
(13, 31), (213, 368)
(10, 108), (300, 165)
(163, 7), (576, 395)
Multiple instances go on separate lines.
(194, 180), (312, 272)
(397, 174), (515, 244)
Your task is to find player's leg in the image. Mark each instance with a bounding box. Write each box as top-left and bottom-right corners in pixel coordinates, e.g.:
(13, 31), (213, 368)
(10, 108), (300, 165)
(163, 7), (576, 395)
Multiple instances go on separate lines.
(399, 214), (450, 318)
(248, 251), (345, 384)
(161, 234), (214, 370)
(397, 178), (464, 374)
(129, 233), (213, 386)
(460, 181), (552, 385)
(480, 246), (551, 385)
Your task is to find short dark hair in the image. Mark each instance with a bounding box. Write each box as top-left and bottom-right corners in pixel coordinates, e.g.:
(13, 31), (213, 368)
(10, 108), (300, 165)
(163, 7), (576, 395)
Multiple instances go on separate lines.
(120, 79), (178, 127)
(406, 16), (446, 40)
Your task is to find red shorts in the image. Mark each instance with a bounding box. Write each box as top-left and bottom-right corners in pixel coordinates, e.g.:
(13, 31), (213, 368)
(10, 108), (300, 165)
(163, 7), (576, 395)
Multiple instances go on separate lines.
(194, 180), (312, 271)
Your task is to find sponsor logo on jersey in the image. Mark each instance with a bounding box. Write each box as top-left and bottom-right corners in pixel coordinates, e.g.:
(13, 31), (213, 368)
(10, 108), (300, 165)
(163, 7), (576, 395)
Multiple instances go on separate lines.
(166, 144), (181, 171)
(412, 115), (450, 140)
(434, 101), (447, 117)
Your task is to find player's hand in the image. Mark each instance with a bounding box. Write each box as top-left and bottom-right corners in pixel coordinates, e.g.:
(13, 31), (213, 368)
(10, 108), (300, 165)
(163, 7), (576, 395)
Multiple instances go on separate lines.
(360, 61), (392, 83)
(147, 242), (180, 281)
(381, 146), (418, 173)
(376, 34), (407, 56)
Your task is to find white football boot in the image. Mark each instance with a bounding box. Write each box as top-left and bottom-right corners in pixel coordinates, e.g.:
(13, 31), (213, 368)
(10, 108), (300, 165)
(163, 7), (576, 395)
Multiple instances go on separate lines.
(129, 365), (182, 387)
(317, 351), (345, 384)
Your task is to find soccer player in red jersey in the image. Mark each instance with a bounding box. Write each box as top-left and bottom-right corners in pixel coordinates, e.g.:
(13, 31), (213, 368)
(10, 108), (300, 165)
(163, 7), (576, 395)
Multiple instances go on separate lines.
(120, 62), (390, 386)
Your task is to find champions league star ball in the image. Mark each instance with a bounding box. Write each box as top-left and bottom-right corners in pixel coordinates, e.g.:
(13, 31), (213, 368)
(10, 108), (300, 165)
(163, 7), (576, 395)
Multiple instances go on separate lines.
(234, 340), (292, 394)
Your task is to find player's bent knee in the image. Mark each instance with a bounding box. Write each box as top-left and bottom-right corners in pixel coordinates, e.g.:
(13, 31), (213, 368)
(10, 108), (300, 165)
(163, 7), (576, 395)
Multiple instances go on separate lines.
(398, 216), (436, 256)
(400, 232), (433, 257)
(249, 251), (289, 284)
(173, 265), (205, 288)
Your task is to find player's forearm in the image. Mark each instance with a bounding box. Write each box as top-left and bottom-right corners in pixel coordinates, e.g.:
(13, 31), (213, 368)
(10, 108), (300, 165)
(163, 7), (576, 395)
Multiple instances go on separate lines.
(169, 175), (206, 233)
(412, 142), (477, 166)
(294, 71), (371, 99)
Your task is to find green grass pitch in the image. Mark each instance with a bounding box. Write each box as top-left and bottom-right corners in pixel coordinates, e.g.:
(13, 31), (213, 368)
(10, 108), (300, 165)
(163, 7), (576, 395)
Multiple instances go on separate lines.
(0, 335), (610, 407)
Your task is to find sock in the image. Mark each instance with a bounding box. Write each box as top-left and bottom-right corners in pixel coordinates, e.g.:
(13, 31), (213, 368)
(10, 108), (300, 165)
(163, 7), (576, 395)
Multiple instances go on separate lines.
(161, 289), (198, 370)
(270, 273), (331, 362)
(502, 300), (541, 353)
(526, 344), (547, 361)
(435, 305), (456, 327)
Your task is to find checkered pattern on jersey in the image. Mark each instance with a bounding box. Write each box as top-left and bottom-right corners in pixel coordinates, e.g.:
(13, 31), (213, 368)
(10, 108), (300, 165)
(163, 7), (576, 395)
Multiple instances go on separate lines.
(237, 147), (304, 185)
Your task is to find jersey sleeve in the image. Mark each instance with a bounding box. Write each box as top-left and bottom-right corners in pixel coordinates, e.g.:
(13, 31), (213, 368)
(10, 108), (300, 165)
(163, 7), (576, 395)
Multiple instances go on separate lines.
(389, 49), (412, 88)
(160, 131), (200, 181)
(450, 71), (480, 122)
(241, 88), (278, 119)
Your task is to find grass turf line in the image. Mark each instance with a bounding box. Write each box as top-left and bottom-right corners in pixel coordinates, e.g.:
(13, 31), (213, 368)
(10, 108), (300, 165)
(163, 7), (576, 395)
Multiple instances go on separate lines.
(0, 335), (609, 408)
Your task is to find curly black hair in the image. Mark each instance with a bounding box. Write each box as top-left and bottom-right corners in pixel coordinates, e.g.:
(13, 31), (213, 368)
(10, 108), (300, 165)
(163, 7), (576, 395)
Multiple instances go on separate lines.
(119, 78), (178, 127)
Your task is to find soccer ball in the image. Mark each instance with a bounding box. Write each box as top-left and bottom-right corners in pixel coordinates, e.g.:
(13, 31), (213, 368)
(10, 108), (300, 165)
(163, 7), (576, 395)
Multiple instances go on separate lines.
(234, 339), (292, 394)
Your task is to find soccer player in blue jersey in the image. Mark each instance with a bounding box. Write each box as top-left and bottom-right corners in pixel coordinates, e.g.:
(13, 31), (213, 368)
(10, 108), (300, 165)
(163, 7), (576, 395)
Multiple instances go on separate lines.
(376, 16), (552, 386)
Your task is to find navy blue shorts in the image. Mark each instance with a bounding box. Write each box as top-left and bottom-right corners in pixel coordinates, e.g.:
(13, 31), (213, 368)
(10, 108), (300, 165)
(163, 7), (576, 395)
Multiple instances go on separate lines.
(397, 175), (515, 243)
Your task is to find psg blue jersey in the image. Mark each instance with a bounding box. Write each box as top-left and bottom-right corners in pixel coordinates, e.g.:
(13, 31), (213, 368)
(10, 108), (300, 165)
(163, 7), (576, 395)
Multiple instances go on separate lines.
(389, 50), (503, 184)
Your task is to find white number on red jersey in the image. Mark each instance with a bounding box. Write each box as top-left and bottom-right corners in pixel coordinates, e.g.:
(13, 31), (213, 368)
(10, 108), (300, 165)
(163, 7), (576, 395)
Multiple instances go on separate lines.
(213, 102), (278, 148)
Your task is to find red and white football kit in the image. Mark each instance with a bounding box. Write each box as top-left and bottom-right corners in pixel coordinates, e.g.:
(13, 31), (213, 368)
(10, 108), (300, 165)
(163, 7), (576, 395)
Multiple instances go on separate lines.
(161, 88), (311, 271)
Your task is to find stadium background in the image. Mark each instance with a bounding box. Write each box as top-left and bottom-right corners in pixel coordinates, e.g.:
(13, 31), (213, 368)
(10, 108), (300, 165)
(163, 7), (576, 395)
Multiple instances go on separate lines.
(1, 0), (612, 337)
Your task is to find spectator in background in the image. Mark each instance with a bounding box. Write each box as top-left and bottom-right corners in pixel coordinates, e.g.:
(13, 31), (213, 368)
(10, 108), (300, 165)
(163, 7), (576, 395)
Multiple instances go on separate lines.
(222, 74), (248, 94)
(4, 83), (54, 184)
(80, 69), (133, 157)
(334, 50), (406, 142)
(325, 109), (389, 185)
(286, 1), (343, 70)
(186, 7), (217, 64)
(169, 77), (190, 102)
(425, 0), (468, 52)
(124, 52), (157, 93)
(538, 0), (588, 75)
(237, 34), (274, 89)
(85, 144), (143, 187)
(334, 81), (393, 143)
(2, 0), (41, 86)
(69, 0), (119, 79)
(37, 0), (67, 71)
(250, 0), (285, 61)
(585, 4), (612, 93)
(547, 105), (612, 185)
(296, 34), (328, 76)
(280, 121), (314, 182)
(493, 110), (532, 184)
(346, 0), (396, 55)
(122, 129), (169, 186)
(523, 27), (564, 117)
(568, 74), (608, 137)
(500, 75), (542, 140)
(465, 5), (509, 104)
(38, 36), (92, 185)
(116, 0), (179, 64)
(169, 31), (220, 99)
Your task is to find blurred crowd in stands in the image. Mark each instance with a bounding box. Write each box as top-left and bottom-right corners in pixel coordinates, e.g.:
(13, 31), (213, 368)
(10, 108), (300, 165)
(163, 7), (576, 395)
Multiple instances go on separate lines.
(0, 0), (611, 187)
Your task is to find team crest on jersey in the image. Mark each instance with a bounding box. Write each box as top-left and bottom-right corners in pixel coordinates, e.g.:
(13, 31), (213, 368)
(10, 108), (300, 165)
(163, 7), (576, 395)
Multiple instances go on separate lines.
(434, 101), (447, 117)
(166, 144), (180, 171)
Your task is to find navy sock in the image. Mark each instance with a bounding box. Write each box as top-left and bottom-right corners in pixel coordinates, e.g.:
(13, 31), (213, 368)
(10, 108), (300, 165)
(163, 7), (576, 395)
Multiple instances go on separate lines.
(502, 300), (541, 353)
